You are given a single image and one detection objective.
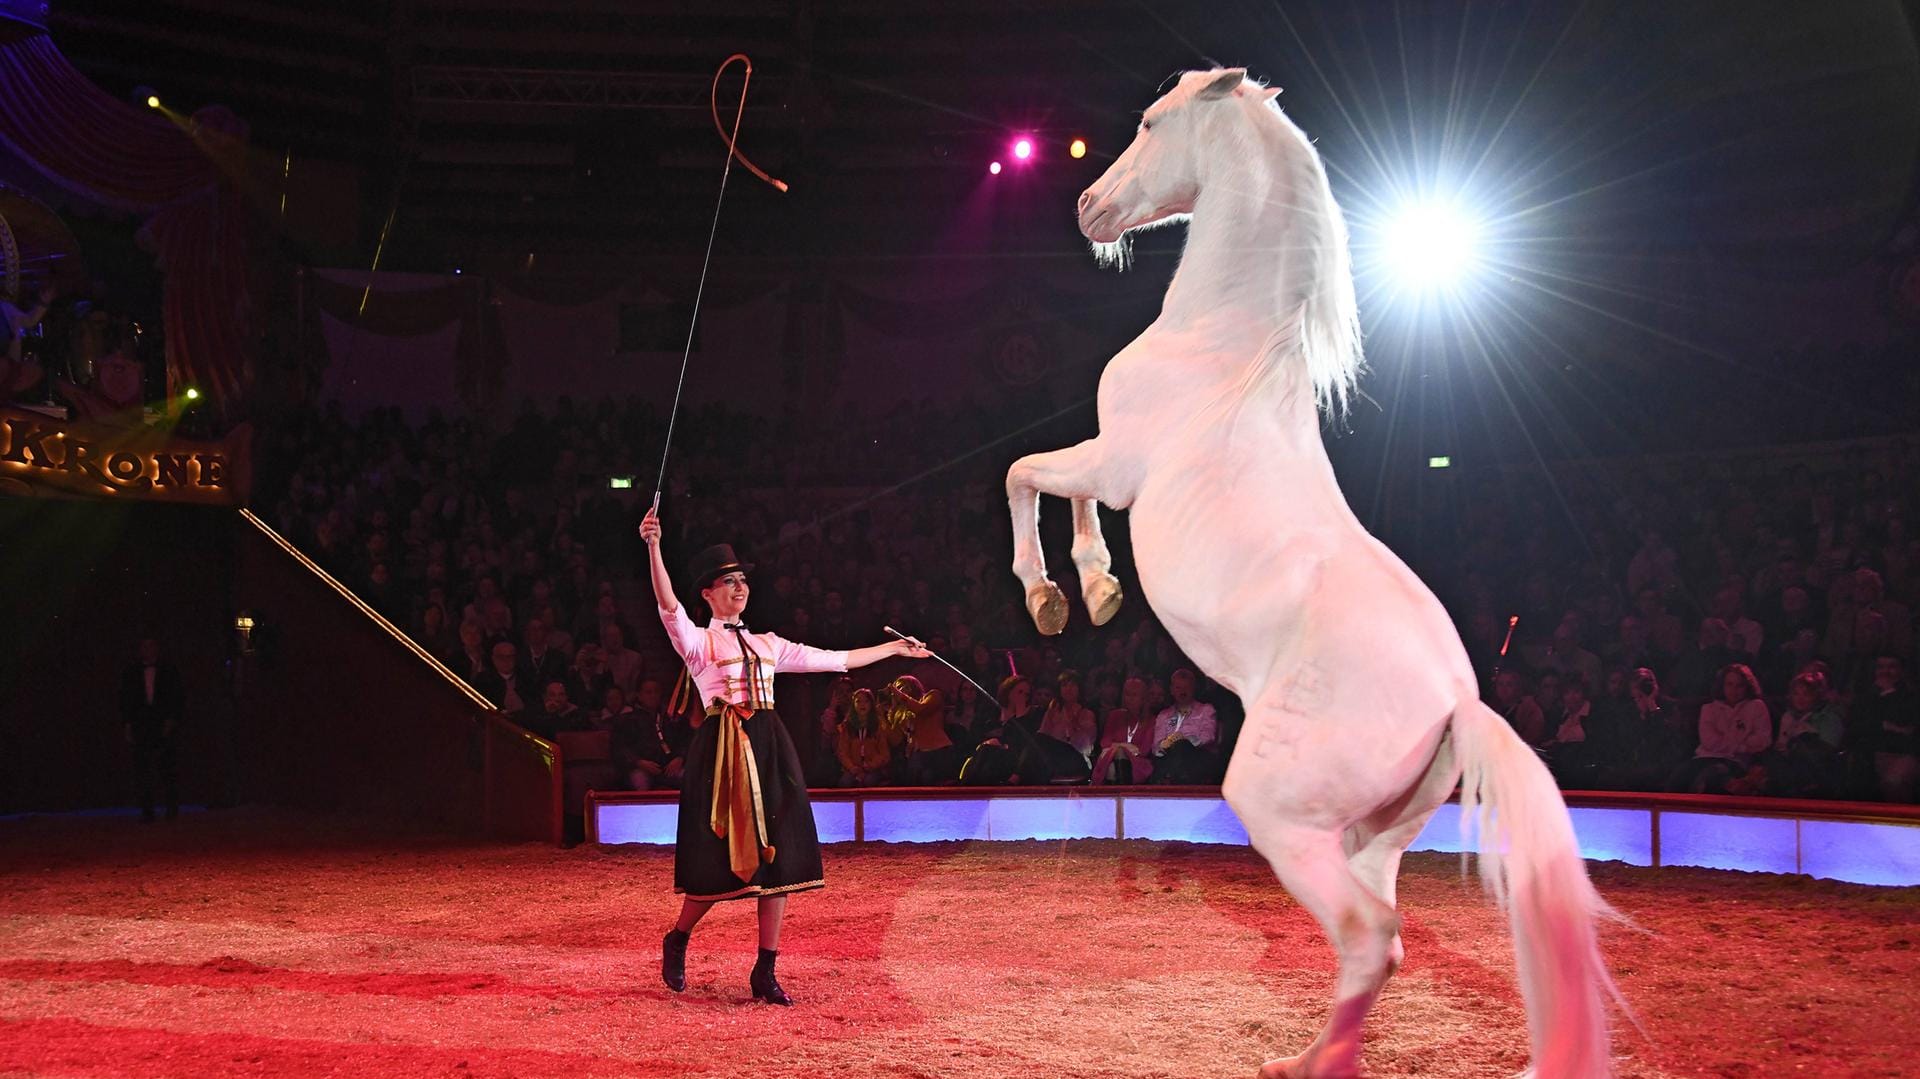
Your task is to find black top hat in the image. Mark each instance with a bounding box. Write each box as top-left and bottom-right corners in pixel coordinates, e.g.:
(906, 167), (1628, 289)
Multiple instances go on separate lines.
(688, 543), (754, 590)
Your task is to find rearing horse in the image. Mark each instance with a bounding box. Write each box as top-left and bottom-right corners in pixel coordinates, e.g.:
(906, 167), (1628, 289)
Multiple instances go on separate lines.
(1006, 69), (1619, 1079)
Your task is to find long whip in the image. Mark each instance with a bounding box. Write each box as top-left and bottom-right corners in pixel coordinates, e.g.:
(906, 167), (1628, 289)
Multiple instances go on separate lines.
(884, 626), (997, 700)
(651, 53), (788, 512)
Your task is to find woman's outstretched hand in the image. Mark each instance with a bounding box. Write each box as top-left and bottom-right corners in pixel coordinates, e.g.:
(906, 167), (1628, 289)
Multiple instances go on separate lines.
(893, 637), (931, 660)
(639, 506), (662, 547)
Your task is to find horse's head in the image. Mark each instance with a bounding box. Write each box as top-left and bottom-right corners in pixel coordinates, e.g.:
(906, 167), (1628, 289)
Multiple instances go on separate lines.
(1077, 68), (1280, 251)
(1078, 67), (1363, 418)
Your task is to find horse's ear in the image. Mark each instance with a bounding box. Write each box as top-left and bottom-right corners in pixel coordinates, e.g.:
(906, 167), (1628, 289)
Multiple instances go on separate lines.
(1197, 68), (1247, 100)
(1260, 85), (1281, 102)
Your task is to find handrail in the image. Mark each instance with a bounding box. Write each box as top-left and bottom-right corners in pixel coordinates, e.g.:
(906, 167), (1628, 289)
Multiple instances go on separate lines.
(239, 508), (498, 710)
(237, 508), (565, 843)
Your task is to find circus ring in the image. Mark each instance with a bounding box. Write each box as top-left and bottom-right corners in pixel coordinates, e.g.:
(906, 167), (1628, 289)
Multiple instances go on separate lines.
(0, 793), (1914, 1079)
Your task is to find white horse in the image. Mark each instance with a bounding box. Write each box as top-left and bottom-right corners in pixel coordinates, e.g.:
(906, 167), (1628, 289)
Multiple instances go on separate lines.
(1006, 69), (1619, 1078)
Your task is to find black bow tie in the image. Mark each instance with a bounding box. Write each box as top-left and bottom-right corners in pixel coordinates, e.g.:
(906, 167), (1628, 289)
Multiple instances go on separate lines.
(724, 622), (748, 632)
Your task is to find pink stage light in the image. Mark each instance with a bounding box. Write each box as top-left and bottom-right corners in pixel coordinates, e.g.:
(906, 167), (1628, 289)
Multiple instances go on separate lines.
(989, 161), (1002, 175)
(1012, 138), (1033, 160)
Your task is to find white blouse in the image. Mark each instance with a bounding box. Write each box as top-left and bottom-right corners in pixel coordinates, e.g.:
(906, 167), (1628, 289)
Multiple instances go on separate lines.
(659, 604), (849, 710)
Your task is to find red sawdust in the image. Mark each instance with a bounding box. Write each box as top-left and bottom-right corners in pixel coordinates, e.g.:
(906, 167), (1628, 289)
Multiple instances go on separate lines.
(0, 808), (1914, 1078)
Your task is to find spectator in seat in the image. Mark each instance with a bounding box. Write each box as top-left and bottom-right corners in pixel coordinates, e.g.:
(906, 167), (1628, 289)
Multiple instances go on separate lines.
(363, 562), (401, 621)
(1533, 671), (1566, 746)
(1612, 615), (1659, 676)
(1589, 668), (1684, 790)
(593, 683), (648, 790)
(599, 622), (642, 696)
(476, 641), (530, 719)
(1038, 669), (1100, 764)
(1763, 583), (1822, 651)
(119, 636), (183, 823)
(959, 676), (1049, 785)
(1851, 655), (1920, 802)
(1542, 677), (1597, 787)
(1143, 676), (1170, 717)
(1668, 619), (1736, 710)
(1764, 672), (1845, 797)
(888, 676), (965, 785)
(836, 688), (893, 787)
(1628, 528), (1683, 599)
(416, 602), (454, 659)
(1633, 587), (1687, 664)
(947, 677), (993, 743)
(1490, 669), (1545, 745)
(481, 597), (515, 649)
(568, 641), (611, 709)
(524, 578), (563, 638)
(810, 677), (854, 787)
(1151, 669), (1221, 784)
(530, 679), (590, 740)
(523, 618), (568, 690)
(1093, 676), (1155, 784)
(1708, 585), (1765, 658)
(1540, 614), (1601, 703)
(449, 619), (490, 683)
(637, 677), (692, 791)
(1672, 663), (1771, 793)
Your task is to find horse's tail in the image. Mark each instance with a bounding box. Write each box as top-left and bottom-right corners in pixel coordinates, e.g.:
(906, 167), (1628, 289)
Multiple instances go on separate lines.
(1451, 697), (1621, 1079)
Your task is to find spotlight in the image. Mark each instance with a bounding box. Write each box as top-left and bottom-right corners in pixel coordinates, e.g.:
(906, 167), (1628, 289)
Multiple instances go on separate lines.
(1069, 138), (1087, 159)
(145, 95), (160, 109)
(1012, 138), (1033, 161)
(184, 387), (200, 401)
(1383, 201), (1481, 290)
(989, 161), (1002, 175)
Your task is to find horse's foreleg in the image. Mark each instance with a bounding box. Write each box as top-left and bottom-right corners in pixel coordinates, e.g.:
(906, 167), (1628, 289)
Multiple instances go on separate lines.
(1007, 440), (1106, 636)
(1069, 499), (1123, 627)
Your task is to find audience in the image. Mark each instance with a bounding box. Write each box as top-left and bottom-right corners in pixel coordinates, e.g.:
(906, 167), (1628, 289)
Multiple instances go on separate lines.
(254, 395), (1919, 802)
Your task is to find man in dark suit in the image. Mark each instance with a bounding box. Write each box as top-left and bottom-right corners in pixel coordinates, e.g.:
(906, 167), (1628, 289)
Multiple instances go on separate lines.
(473, 640), (531, 720)
(522, 618), (568, 690)
(119, 637), (183, 822)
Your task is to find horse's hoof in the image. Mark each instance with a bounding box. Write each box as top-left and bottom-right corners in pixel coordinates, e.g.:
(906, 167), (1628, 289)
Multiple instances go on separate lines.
(1256, 1057), (1305, 1079)
(1082, 572), (1123, 627)
(1257, 1054), (1354, 1079)
(1025, 580), (1069, 636)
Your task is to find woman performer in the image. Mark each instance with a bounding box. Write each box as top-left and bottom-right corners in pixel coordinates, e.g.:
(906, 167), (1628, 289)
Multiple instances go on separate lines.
(641, 505), (926, 1005)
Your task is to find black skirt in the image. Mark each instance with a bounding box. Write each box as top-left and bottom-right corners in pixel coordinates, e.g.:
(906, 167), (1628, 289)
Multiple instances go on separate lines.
(675, 708), (825, 902)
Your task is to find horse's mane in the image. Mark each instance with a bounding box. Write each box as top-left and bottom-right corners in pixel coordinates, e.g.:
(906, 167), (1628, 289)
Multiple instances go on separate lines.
(1242, 87), (1364, 422)
(1116, 71), (1364, 421)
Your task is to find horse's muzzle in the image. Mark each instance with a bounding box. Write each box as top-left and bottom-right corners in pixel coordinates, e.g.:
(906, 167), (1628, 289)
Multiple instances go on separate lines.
(1078, 193), (1125, 243)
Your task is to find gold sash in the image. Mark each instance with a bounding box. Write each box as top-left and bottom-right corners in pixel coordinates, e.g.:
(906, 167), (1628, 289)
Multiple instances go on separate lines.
(708, 700), (776, 882)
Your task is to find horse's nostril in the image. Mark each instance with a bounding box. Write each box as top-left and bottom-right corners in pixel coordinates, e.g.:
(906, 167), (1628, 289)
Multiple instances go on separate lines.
(1078, 191), (1095, 211)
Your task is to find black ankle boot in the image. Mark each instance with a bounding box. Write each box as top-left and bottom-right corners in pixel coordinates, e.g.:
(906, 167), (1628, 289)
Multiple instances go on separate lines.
(661, 930), (689, 993)
(749, 947), (791, 1006)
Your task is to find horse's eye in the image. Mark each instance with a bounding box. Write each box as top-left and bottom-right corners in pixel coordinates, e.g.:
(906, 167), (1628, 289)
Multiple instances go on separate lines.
(1140, 120), (1153, 132)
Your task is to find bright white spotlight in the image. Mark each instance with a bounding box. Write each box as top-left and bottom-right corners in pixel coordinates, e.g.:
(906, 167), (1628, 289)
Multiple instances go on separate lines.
(1384, 202), (1480, 289)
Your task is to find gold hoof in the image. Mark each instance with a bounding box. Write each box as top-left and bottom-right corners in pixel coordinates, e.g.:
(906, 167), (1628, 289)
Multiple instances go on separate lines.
(1025, 580), (1069, 636)
(1083, 572), (1123, 627)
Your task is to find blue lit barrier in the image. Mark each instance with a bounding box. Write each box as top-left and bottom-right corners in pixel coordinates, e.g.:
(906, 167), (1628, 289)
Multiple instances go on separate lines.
(585, 788), (1920, 887)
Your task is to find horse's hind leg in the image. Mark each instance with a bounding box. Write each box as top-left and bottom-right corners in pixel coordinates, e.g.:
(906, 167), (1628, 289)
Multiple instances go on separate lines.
(1344, 737), (1456, 974)
(1070, 498), (1123, 626)
(1247, 824), (1399, 1079)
